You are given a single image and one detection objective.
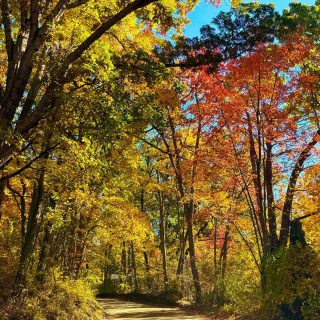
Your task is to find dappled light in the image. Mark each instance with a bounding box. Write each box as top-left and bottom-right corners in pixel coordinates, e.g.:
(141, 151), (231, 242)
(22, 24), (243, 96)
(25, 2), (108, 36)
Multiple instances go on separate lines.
(99, 299), (207, 320)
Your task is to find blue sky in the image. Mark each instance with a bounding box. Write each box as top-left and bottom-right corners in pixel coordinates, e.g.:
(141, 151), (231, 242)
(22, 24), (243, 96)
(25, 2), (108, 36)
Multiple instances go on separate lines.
(184, 0), (317, 37)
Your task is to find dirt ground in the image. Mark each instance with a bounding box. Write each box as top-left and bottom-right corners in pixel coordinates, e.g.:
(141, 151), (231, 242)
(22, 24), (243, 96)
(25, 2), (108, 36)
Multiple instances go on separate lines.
(99, 298), (209, 320)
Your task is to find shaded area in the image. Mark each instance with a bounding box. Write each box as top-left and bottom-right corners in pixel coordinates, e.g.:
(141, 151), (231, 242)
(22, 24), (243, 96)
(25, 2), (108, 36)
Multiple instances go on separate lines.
(99, 298), (207, 320)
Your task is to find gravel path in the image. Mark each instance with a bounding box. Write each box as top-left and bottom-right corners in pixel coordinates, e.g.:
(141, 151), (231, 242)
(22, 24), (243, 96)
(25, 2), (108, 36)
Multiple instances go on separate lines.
(99, 298), (208, 320)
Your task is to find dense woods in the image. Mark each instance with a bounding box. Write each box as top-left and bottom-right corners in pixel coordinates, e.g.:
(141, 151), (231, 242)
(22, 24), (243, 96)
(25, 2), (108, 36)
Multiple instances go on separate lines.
(0, 0), (319, 319)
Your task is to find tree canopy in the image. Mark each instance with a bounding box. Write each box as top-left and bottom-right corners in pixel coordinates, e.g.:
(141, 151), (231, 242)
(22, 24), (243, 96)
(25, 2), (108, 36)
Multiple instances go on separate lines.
(0, 1), (319, 320)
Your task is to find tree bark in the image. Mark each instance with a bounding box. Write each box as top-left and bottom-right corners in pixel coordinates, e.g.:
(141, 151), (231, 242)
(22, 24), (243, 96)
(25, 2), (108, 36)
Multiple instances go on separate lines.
(0, 180), (6, 220)
(246, 113), (267, 251)
(219, 226), (230, 279)
(35, 223), (51, 284)
(176, 230), (187, 275)
(121, 241), (127, 278)
(13, 169), (45, 297)
(265, 142), (278, 251)
(213, 217), (218, 274)
(158, 189), (169, 288)
(130, 241), (138, 292)
(185, 202), (202, 304)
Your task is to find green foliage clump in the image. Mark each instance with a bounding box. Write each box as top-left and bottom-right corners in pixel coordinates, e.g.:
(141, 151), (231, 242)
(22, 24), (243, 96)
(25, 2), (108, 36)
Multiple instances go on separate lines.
(222, 255), (262, 316)
(264, 245), (320, 320)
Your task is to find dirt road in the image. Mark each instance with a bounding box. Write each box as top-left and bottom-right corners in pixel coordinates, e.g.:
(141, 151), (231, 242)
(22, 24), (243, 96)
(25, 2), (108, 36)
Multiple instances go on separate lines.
(99, 298), (208, 320)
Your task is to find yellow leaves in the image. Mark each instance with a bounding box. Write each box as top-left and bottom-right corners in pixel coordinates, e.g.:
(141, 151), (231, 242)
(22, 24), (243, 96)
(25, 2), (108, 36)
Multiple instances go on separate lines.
(231, 0), (241, 8)
(159, 0), (177, 13)
(144, 180), (165, 192)
(102, 196), (154, 248)
(294, 164), (320, 251)
(155, 83), (180, 108)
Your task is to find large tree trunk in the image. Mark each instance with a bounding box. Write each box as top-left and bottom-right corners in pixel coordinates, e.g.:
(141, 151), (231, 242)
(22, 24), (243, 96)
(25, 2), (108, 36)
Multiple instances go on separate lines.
(35, 223), (51, 284)
(13, 169), (45, 297)
(265, 142), (278, 251)
(214, 225), (230, 306)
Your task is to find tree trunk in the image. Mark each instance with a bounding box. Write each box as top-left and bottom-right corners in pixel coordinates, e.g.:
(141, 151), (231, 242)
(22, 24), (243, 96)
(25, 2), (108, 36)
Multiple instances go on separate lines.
(158, 190), (169, 289)
(130, 241), (138, 292)
(140, 189), (151, 289)
(213, 217), (218, 274)
(0, 180), (5, 220)
(185, 202), (202, 304)
(121, 241), (127, 278)
(265, 142), (278, 251)
(246, 113), (267, 251)
(35, 223), (51, 284)
(13, 169), (45, 297)
(143, 251), (149, 273)
(127, 243), (133, 287)
(219, 226), (230, 279)
(176, 230), (187, 275)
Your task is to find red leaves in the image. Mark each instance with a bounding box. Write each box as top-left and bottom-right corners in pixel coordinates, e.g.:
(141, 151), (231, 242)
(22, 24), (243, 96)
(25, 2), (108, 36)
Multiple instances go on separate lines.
(178, 36), (319, 223)
(185, 38), (316, 151)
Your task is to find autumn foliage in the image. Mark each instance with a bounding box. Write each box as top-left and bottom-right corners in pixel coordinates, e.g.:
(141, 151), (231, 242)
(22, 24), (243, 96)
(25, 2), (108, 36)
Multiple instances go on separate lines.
(0, 1), (319, 320)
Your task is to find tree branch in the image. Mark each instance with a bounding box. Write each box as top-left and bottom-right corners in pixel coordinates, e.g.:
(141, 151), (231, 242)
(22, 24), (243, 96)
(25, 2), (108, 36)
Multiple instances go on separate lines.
(139, 137), (170, 155)
(279, 128), (320, 246)
(0, 143), (59, 183)
(62, 0), (156, 69)
(66, 0), (89, 9)
(295, 211), (319, 221)
(1, 0), (14, 60)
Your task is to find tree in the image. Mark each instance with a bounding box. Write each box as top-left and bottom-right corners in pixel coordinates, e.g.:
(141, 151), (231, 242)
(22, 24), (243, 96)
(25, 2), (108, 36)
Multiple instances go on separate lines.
(0, 0), (200, 201)
(185, 34), (319, 288)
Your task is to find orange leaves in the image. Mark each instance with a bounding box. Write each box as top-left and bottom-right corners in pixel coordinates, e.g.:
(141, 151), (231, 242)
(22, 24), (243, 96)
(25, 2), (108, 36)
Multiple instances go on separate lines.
(179, 35), (319, 237)
(186, 38), (316, 151)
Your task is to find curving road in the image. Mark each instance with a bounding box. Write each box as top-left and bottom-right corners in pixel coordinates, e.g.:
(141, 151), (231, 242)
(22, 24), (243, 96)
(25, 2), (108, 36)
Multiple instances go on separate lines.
(99, 298), (208, 320)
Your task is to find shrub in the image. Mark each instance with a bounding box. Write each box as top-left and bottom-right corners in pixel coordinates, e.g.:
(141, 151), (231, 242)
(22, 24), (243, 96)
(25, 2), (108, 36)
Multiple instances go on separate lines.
(264, 244), (320, 320)
(0, 278), (105, 320)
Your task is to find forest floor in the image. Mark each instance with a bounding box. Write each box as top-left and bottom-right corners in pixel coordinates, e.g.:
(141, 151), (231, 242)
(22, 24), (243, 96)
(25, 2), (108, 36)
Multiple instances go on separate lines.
(98, 298), (210, 320)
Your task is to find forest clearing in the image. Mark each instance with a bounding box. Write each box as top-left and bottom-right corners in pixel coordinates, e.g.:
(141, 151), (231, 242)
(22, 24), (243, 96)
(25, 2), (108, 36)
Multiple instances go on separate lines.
(0, 0), (319, 319)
